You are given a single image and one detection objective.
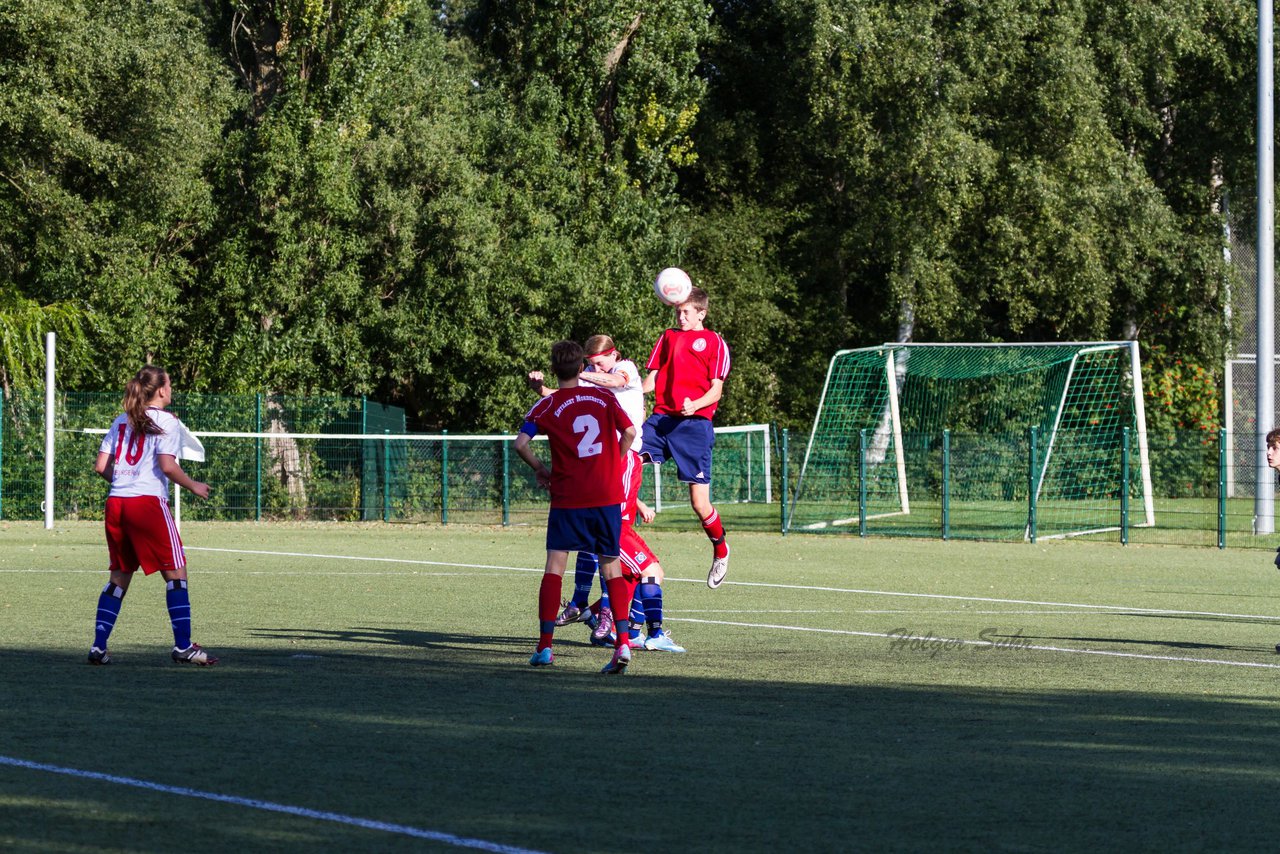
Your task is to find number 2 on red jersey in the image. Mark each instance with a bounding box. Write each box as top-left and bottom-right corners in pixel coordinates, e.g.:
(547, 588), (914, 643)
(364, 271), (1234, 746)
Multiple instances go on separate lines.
(574, 414), (602, 458)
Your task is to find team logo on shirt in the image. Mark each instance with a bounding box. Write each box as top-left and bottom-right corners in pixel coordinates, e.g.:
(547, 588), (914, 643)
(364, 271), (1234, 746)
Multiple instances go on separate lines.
(692, 338), (707, 352)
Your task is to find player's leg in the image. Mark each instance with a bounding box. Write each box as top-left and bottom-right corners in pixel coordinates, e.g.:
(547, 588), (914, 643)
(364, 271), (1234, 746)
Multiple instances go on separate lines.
(626, 590), (646, 648)
(555, 552), (598, 626)
(599, 557), (636, 675)
(638, 566), (685, 653)
(89, 569), (132, 665)
(126, 496), (217, 666)
(159, 566), (217, 666)
(89, 498), (135, 664)
(667, 419), (729, 588)
(532, 549), (570, 665)
(691, 483), (729, 588)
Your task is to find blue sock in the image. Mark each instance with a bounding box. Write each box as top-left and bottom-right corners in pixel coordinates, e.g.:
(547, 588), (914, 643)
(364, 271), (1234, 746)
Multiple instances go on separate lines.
(166, 579), (191, 649)
(598, 569), (610, 612)
(573, 553), (598, 608)
(93, 582), (125, 649)
(640, 581), (664, 636)
(628, 597), (646, 640)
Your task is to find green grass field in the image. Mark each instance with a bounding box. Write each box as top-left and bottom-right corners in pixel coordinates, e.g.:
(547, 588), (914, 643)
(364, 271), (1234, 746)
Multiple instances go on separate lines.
(5, 520), (1280, 851)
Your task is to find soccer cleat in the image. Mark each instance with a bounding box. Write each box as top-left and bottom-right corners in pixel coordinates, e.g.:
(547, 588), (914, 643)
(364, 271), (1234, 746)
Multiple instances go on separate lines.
(529, 647), (555, 666)
(590, 608), (615, 646)
(707, 545), (729, 589)
(600, 644), (631, 675)
(644, 632), (686, 653)
(171, 643), (219, 666)
(554, 601), (590, 627)
(87, 647), (112, 666)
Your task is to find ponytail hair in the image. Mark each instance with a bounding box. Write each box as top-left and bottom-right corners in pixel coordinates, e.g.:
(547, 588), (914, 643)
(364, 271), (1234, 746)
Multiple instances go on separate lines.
(122, 365), (168, 435)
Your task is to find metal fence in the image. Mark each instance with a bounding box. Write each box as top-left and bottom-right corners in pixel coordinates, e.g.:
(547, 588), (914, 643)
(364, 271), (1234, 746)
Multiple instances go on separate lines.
(2, 390), (1275, 547)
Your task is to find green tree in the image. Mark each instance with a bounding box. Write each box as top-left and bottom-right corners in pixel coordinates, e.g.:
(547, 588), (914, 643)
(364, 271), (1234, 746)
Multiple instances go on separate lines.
(692, 0), (1246, 429)
(0, 0), (237, 389)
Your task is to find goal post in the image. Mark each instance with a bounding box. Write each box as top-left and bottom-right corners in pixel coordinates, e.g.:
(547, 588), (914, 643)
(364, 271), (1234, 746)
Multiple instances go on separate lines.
(786, 342), (1155, 541)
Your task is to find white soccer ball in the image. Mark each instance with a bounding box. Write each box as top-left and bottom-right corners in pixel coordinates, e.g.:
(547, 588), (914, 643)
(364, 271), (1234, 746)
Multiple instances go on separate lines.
(653, 267), (693, 306)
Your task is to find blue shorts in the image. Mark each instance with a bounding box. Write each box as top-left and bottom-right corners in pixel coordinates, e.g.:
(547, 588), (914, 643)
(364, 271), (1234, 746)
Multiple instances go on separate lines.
(546, 506), (622, 556)
(640, 414), (714, 485)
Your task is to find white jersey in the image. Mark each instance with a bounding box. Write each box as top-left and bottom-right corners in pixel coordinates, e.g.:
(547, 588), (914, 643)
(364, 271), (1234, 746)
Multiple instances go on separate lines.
(98, 408), (184, 499)
(585, 359), (645, 445)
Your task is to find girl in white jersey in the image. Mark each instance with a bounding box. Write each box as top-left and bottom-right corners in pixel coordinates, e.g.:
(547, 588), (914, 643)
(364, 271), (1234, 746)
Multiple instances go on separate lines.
(87, 365), (217, 666)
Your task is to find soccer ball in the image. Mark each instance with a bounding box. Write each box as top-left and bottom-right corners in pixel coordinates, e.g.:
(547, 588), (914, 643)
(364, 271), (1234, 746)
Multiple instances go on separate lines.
(653, 267), (693, 306)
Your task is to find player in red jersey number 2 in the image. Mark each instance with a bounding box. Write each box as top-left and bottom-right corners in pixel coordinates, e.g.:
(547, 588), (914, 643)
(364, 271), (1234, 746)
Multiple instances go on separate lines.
(516, 341), (640, 674)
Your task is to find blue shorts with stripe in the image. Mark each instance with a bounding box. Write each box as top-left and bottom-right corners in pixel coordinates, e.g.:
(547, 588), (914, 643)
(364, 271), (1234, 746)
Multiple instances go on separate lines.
(546, 505), (622, 557)
(640, 414), (714, 485)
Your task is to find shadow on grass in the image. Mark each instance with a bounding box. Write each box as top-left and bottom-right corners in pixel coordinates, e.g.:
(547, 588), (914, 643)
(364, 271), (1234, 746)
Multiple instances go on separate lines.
(3, 637), (1280, 852)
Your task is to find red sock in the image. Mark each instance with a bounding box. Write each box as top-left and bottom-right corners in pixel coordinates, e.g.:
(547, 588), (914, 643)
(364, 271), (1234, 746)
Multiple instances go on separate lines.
(701, 509), (729, 559)
(606, 576), (637, 648)
(537, 574), (561, 650)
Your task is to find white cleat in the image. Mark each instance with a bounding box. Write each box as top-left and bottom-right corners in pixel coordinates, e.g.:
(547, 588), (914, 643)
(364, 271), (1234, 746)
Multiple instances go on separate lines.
(707, 546), (729, 589)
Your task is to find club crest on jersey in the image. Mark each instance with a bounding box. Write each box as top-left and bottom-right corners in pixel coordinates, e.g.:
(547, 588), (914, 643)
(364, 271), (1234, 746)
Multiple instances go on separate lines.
(692, 338), (707, 352)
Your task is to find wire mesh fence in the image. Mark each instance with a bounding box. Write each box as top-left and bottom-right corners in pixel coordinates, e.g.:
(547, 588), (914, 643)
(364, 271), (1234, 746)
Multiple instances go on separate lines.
(1, 390), (1274, 547)
(0, 390), (774, 528)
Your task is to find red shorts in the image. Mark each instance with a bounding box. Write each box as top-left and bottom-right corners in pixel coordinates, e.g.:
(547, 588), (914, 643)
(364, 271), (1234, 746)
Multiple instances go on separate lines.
(104, 495), (187, 575)
(619, 526), (659, 580)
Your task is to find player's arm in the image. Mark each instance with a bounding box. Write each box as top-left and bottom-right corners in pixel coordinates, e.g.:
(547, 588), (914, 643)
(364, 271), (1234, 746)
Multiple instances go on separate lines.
(643, 333), (667, 395)
(636, 498), (655, 524)
(515, 426), (552, 489)
(526, 370), (554, 397)
(94, 452), (114, 483)
(158, 455), (211, 499)
(579, 369), (629, 389)
(618, 424), (636, 458)
(681, 378), (724, 416)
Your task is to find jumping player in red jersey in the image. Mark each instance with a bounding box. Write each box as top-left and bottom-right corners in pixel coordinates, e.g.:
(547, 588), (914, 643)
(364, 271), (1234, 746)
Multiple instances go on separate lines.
(516, 340), (639, 674)
(87, 365), (217, 666)
(641, 285), (732, 588)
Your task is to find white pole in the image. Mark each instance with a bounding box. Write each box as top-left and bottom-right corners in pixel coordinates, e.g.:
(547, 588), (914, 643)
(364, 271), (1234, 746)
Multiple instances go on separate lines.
(1225, 358), (1235, 497)
(1129, 341), (1155, 526)
(763, 427), (773, 505)
(885, 350), (909, 514)
(43, 332), (56, 530)
(1257, 0), (1275, 534)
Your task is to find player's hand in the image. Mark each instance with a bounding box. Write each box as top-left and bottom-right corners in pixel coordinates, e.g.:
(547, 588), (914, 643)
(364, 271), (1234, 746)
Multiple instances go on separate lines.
(637, 500), (655, 524)
(526, 370), (545, 391)
(681, 397), (697, 416)
(535, 469), (552, 490)
(190, 481), (211, 500)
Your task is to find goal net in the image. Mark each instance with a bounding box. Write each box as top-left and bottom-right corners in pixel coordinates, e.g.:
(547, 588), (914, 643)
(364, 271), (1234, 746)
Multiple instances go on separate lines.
(786, 342), (1154, 541)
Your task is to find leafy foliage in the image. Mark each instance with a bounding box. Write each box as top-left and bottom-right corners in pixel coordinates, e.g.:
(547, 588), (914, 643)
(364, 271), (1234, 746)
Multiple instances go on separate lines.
(0, 0), (1251, 436)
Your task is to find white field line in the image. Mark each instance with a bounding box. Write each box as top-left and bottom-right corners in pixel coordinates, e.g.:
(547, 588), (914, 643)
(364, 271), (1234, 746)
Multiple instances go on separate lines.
(0, 755), (546, 853)
(13, 544), (1280, 629)
(167, 546), (1280, 623)
(674, 618), (1280, 670)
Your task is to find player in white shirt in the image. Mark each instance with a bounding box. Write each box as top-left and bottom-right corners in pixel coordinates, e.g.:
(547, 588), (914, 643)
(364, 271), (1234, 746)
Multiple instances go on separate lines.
(527, 335), (685, 652)
(86, 365), (218, 666)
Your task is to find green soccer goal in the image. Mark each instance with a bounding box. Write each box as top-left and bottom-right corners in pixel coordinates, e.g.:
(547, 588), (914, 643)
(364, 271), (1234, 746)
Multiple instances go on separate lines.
(786, 342), (1154, 541)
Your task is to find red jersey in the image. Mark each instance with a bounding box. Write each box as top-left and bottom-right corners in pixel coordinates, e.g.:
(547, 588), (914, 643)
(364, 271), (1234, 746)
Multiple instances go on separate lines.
(522, 386), (633, 509)
(646, 328), (731, 419)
